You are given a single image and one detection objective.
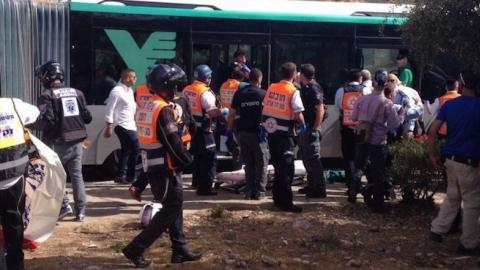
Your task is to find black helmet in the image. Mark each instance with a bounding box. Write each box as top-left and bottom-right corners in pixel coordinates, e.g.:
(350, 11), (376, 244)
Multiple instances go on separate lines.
(194, 64), (212, 82)
(35, 60), (64, 88)
(148, 64), (187, 98)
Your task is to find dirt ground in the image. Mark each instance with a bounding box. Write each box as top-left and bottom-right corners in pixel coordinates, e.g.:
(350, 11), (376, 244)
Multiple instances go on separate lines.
(24, 177), (479, 270)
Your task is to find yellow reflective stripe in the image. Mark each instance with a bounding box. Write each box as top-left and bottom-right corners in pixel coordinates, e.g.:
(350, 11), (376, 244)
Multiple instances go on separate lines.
(0, 155), (28, 170)
(140, 142), (163, 149)
(148, 157), (165, 166)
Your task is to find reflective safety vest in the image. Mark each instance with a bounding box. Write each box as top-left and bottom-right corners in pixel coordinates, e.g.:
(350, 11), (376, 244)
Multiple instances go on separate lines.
(0, 99), (29, 180)
(183, 81), (210, 128)
(438, 90), (460, 136)
(262, 80), (296, 135)
(219, 79), (240, 109)
(135, 84), (152, 108)
(341, 84), (364, 126)
(136, 96), (170, 172)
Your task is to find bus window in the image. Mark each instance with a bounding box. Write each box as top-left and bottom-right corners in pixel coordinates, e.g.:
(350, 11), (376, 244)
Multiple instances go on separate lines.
(272, 37), (349, 103)
(361, 48), (398, 75)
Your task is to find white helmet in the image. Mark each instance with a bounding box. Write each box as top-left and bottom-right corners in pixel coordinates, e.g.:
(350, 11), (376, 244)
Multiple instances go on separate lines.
(139, 201), (163, 228)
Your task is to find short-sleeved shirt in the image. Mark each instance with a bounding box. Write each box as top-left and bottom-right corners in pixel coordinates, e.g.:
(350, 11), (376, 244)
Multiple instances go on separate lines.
(436, 96), (480, 159)
(300, 80), (324, 127)
(201, 90), (218, 112)
(231, 84), (266, 133)
(398, 66), (413, 87)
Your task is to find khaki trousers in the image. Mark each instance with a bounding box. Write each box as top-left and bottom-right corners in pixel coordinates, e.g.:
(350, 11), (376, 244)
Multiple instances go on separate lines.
(431, 159), (480, 248)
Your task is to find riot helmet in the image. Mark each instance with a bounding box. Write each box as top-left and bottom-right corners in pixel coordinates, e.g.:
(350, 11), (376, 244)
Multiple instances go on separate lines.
(145, 64), (158, 81)
(194, 64), (212, 82)
(35, 60), (64, 88)
(147, 64), (187, 99)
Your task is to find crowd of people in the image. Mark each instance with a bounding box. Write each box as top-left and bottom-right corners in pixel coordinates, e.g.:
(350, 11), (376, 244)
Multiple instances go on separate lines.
(0, 48), (479, 269)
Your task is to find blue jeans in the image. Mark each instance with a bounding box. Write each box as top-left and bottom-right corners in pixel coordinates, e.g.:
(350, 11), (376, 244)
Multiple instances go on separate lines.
(54, 141), (86, 216)
(114, 126), (140, 180)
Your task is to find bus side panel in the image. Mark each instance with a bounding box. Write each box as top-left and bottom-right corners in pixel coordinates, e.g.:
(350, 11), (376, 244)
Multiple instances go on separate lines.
(83, 105), (121, 165)
(320, 106), (342, 158)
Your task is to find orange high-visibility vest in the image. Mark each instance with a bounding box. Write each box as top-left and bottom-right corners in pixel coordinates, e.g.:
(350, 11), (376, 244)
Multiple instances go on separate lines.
(135, 84), (152, 108)
(183, 81), (210, 127)
(219, 79), (240, 109)
(438, 90), (461, 136)
(136, 95), (170, 171)
(341, 84), (364, 126)
(262, 80), (296, 135)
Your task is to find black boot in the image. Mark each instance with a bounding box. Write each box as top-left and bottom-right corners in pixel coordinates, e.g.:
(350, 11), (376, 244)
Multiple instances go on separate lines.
(171, 249), (202, 263)
(122, 248), (152, 268)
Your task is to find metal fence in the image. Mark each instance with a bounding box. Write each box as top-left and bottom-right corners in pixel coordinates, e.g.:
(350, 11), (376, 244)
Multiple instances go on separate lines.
(0, 0), (69, 104)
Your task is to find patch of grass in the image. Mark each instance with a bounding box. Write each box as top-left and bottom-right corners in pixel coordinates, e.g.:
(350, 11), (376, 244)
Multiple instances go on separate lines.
(209, 204), (226, 218)
(109, 242), (126, 252)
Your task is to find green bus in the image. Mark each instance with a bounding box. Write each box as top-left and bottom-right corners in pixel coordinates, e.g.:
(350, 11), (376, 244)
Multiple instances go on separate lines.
(69, 0), (409, 169)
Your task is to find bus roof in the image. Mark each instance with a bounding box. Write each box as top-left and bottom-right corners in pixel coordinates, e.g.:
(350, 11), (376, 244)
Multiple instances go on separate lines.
(70, 0), (407, 25)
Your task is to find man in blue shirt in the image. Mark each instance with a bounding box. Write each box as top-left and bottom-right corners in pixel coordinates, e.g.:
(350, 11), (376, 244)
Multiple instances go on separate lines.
(428, 70), (480, 256)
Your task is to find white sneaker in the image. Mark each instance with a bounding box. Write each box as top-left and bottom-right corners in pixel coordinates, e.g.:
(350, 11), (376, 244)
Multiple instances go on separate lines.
(58, 204), (73, 220)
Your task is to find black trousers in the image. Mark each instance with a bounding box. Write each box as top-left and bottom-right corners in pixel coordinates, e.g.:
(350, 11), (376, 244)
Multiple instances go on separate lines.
(353, 144), (387, 208)
(341, 126), (356, 188)
(125, 172), (186, 256)
(0, 177), (25, 270)
(299, 129), (326, 194)
(268, 134), (295, 207)
(114, 126), (140, 180)
(191, 132), (217, 192)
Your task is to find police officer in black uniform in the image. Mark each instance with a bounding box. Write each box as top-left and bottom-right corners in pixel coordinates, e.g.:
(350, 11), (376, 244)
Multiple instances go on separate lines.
(122, 64), (201, 268)
(35, 61), (92, 221)
(298, 64), (327, 198)
(228, 68), (268, 199)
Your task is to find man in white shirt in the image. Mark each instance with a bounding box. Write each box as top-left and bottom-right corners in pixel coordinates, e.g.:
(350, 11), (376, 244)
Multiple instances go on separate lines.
(0, 98), (39, 270)
(104, 68), (139, 183)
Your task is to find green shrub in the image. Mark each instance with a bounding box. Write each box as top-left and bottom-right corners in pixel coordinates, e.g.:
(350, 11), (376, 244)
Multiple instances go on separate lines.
(387, 138), (445, 202)
(209, 204), (226, 218)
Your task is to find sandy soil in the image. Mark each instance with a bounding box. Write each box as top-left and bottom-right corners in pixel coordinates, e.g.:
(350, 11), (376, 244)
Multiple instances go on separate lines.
(24, 178), (478, 270)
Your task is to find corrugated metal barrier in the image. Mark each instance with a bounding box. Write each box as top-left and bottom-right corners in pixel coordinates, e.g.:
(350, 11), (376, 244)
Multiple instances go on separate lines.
(0, 0), (69, 104)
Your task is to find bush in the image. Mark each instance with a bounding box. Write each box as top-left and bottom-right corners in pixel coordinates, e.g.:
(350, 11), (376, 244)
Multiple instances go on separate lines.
(209, 204), (226, 218)
(387, 138), (445, 202)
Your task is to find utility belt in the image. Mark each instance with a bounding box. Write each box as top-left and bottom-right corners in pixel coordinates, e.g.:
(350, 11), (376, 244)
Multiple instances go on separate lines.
(444, 154), (479, 168)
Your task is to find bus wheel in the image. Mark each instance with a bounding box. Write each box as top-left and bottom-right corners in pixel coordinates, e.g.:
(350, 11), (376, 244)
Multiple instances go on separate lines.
(102, 150), (121, 179)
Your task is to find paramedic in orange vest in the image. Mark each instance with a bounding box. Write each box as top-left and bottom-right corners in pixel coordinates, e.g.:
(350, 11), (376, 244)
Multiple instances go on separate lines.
(129, 64), (157, 200)
(334, 69), (366, 190)
(220, 65), (245, 170)
(262, 62), (306, 213)
(134, 64), (157, 108)
(183, 65), (222, 196)
(122, 64), (201, 267)
(436, 78), (460, 138)
(129, 65), (196, 202)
